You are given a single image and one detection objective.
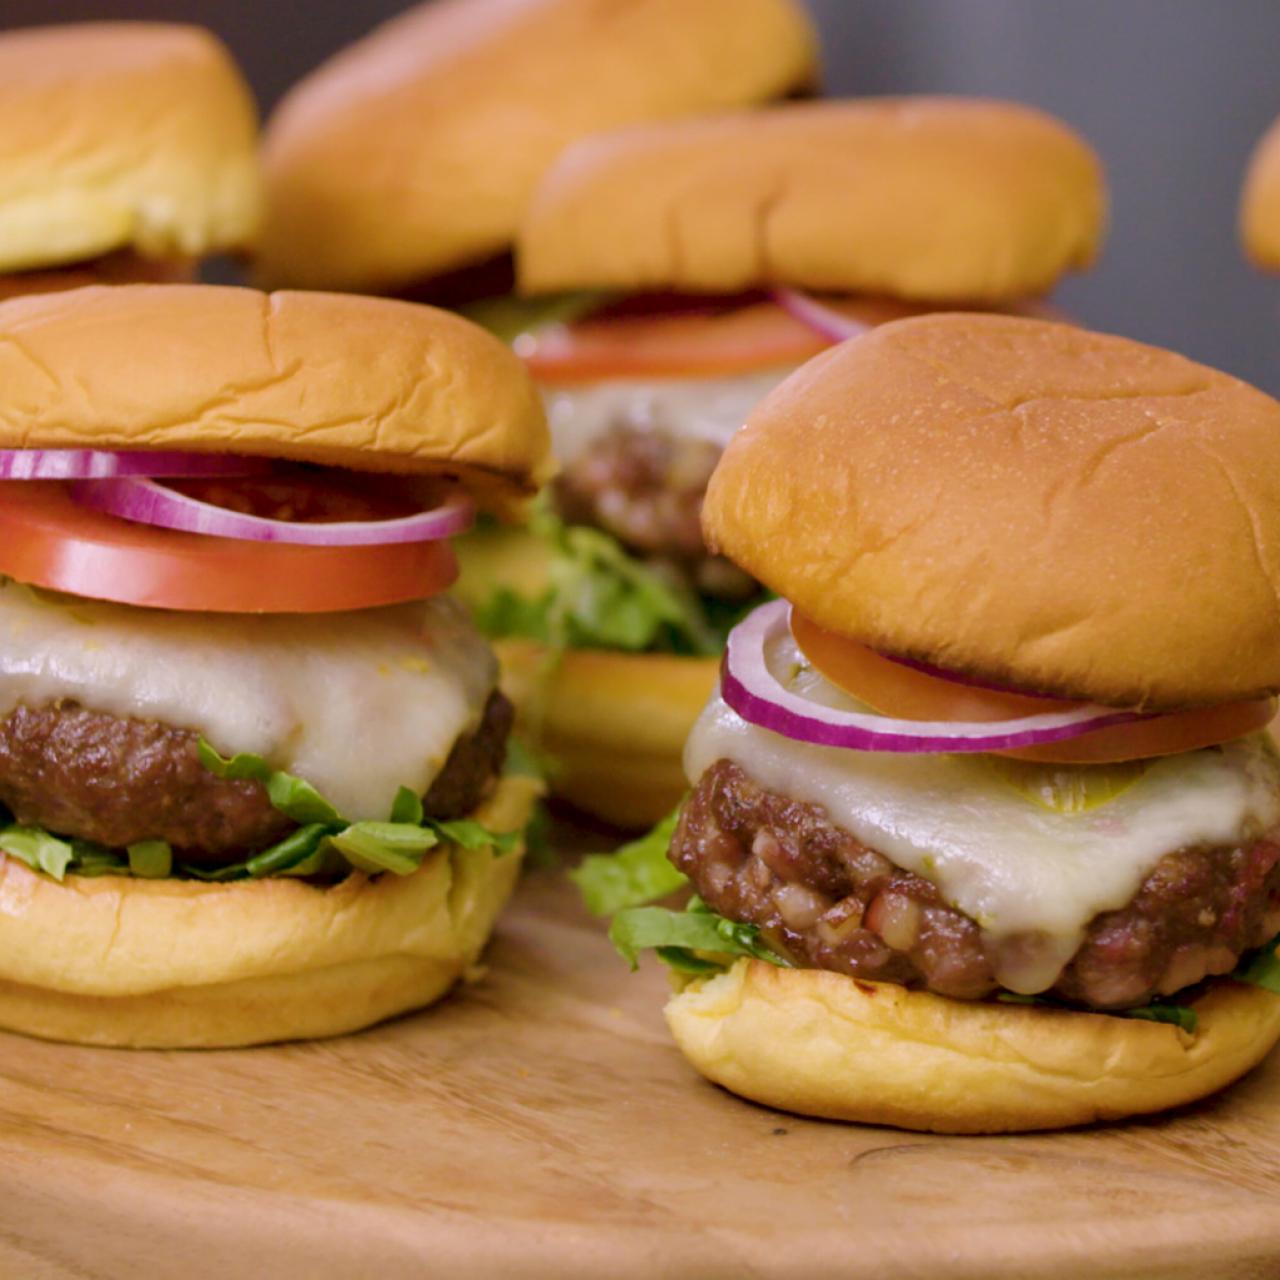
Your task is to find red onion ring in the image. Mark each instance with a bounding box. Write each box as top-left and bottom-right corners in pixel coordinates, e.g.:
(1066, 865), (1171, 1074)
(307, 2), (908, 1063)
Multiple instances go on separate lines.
(0, 449), (269, 480)
(721, 600), (1146, 753)
(771, 289), (873, 344)
(69, 476), (475, 547)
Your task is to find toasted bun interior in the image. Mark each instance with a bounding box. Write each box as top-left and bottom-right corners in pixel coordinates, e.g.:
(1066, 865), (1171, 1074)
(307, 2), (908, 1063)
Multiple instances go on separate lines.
(0, 774), (540, 1048)
(0, 285), (553, 512)
(518, 98), (1104, 300)
(665, 959), (1280, 1133)
(704, 313), (1280, 710)
(0, 23), (261, 273)
(258, 0), (817, 290)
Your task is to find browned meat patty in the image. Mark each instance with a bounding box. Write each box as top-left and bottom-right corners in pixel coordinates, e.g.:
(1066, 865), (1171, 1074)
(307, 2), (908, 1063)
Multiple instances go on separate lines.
(555, 425), (758, 602)
(0, 691), (513, 867)
(672, 759), (1280, 1010)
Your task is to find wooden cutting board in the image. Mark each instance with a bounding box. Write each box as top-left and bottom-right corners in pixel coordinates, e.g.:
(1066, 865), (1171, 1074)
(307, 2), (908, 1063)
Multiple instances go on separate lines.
(0, 847), (1278, 1279)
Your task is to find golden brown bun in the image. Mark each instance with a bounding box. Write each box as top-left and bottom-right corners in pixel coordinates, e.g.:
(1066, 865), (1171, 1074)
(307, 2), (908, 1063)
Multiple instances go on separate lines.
(258, 0), (817, 291)
(499, 639), (716, 827)
(1242, 115), (1280, 268)
(519, 99), (1105, 300)
(453, 523), (715, 827)
(705, 313), (1280, 710)
(0, 23), (260, 272)
(0, 774), (539, 1048)
(666, 959), (1280, 1134)
(0, 285), (553, 512)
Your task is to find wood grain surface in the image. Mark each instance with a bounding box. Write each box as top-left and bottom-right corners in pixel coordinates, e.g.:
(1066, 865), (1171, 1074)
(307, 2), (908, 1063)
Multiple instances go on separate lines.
(0, 840), (1278, 1279)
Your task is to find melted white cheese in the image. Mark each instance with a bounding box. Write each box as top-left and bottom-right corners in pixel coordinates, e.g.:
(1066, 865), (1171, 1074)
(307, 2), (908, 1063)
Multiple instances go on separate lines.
(541, 367), (797, 464)
(0, 582), (495, 821)
(685, 634), (1280, 992)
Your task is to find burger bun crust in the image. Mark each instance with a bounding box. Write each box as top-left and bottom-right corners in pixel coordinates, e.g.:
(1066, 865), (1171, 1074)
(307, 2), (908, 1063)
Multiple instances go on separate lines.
(666, 959), (1280, 1133)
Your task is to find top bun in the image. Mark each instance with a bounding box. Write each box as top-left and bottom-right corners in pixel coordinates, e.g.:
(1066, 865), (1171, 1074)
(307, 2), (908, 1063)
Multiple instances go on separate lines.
(1241, 114), (1280, 268)
(0, 286), (552, 513)
(257, 0), (817, 291)
(704, 314), (1280, 710)
(0, 23), (261, 273)
(518, 99), (1105, 301)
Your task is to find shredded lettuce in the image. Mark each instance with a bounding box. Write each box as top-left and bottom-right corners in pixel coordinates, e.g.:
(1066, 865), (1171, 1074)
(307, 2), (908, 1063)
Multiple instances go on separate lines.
(473, 504), (729, 657)
(126, 839), (172, 878)
(571, 807), (688, 916)
(0, 744), (525, 885)
(1234, 939), (1280, 994)
(0, 824), (75, 881)
(995, 990), (1199, 1034)
(610, 896), (790, 972)
(459, 291), (610, 345)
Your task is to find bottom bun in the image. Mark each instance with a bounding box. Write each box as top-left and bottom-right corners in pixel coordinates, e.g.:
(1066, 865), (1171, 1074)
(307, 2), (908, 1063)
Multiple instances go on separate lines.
(497, 639), (717, 829)
(0, 774), (540, 1049)
(665, 958), (1280, 1133)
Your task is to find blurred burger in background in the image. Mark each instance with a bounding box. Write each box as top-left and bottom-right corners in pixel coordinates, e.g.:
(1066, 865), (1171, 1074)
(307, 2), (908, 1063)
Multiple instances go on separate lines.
(460, 99), (1105, 828)
(0, 23), (260, 300)
(255, 0), (818, 297)
(0, 283), (549, 1049)
(1241, 112), (1280, 270)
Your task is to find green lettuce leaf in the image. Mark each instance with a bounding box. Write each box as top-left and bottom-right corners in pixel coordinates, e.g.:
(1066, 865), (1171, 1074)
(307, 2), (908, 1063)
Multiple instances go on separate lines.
(1235, 939), (1280, 994)
(473, 503), (727, 657)
(0, 824), (75, 881)
(995, 990), (1199, 1034)
(571, 807), (688, 916)
(126, 839), (172, 879)
(327, 822), (440, 876)
(197, 741), (342, 824)
(459, 291), (609, 345)
(610, 896), (790, 972)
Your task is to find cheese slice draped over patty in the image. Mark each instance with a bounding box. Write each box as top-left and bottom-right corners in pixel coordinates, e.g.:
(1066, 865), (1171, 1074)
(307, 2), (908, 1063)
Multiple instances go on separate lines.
(0, 581), (495, 822)
(541, 366), (796, 464)
(685, 632), (1280, 993)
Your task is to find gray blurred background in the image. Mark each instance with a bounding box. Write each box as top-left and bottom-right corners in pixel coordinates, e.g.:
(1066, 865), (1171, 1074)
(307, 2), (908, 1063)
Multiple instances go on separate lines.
(2, 0), (1277, 391)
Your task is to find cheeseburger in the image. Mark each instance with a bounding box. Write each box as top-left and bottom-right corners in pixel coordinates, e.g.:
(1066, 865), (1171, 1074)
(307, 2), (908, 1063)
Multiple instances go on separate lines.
(0, 284), (550, 1049)
(464, 99), (1105, 827)
(255, 0), (817, 296)
(1241, 111), (1280, 268)
(0, 23), (260, 300)
(592, 314), (1280, 1133)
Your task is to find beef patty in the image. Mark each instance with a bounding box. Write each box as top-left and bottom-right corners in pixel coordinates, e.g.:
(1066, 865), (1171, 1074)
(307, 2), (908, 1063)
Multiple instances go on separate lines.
(554, 425), (757, 602)
(0, 690), (513, 868)
(672, 759), (1280, 1010)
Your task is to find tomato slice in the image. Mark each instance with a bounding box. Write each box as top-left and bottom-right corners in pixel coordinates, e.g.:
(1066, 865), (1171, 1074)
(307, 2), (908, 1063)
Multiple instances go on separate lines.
(791, 611), (1276, 763)
(0, 253), (194, 302)
(0, 483), (456, 613)
(521, 296), (1063, 383)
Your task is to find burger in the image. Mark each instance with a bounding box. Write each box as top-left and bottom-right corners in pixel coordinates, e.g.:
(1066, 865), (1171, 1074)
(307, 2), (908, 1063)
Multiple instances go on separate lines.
(584, 313), (1280, 1133)
(255, 0), (817, 297)
(461, 99), (1106, 828)
(0, 283), (550, 1049)
(1241, 111), (1280, 268)
(0, 23), (260, 300)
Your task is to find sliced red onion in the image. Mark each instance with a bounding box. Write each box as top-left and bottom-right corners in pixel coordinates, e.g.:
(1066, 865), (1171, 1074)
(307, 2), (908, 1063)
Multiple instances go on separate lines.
(722, 600), (1146, 753)
(0, 449), (269, 480)
(69, 477), (475, 546)
(771, 289), (873, 344)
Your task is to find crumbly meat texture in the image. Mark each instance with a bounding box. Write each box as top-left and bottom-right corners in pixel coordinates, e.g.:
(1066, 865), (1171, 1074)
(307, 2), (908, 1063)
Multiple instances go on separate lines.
(671, 759), (1280, 1009)
(0, 692), (513, 868)
(554, 424), (757, 602)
